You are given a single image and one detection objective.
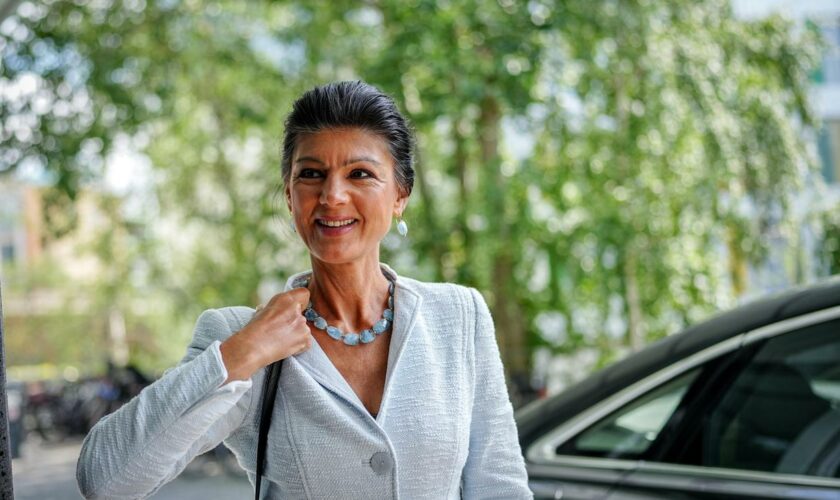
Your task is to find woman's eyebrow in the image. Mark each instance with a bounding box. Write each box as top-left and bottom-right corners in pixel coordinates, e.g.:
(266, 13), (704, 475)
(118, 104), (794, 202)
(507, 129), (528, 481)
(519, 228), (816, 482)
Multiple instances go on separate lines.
(295, 156), (325, 165)
(294, 156), (381, 166)
(344, 156), (381, 166)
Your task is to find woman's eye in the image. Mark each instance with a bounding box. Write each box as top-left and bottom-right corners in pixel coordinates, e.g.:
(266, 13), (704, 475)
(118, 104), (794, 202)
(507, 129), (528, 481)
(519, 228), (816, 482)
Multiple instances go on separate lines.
(349, 169), (372, 179)
(298, 168), (322, 178)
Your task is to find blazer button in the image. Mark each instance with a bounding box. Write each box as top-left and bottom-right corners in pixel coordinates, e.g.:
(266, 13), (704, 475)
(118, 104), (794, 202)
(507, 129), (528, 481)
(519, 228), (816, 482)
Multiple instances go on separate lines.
(369, 451), (393, 475)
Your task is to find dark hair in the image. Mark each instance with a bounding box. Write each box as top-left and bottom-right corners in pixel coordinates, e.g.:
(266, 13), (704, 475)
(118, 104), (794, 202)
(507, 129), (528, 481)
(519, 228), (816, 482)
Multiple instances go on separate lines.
(281, 81), (415, 196)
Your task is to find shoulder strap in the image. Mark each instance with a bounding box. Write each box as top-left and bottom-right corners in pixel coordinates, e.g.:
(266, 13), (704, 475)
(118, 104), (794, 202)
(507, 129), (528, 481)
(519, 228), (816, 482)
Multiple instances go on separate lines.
(255, 360), (283, 500)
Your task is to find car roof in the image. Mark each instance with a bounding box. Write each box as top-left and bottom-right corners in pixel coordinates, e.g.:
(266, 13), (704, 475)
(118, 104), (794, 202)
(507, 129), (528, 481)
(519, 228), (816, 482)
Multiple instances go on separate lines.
(516, 276), (840, 447)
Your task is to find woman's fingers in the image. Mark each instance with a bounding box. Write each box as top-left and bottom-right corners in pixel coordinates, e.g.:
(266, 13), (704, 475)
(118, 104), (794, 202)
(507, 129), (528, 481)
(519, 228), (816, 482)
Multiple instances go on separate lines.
(295, 336), (312, 355)
(287, 287), (311, 310)
(243, 288), (311, 358)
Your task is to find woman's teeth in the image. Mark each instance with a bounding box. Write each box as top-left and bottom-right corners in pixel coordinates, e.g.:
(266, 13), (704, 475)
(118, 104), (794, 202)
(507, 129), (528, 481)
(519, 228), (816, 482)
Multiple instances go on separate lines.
(319, 219), (355, 227)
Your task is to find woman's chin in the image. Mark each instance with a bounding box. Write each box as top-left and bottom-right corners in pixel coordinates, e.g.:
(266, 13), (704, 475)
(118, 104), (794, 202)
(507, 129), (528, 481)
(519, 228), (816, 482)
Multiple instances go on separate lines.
(309, 247), (370, 266)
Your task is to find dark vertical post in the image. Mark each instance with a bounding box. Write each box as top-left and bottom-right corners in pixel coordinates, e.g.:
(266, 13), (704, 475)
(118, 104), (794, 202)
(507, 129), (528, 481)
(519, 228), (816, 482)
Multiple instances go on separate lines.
(0, 281), (14, 498)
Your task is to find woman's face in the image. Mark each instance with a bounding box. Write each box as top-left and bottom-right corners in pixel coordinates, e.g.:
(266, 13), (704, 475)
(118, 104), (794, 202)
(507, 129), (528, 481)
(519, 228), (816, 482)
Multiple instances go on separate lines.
(285, 127), (408, 266)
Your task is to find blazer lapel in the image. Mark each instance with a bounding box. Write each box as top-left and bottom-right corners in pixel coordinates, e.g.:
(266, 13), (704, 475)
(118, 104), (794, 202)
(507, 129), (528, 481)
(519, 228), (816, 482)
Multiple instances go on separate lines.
(377, 277), (423, 423)
(279, 265), (424, 421)
(290, 339), (364, 408)
(282, 270), (365, 409)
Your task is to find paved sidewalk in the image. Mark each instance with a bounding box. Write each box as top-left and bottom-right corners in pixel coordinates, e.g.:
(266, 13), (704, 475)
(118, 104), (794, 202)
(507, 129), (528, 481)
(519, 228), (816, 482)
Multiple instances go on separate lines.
(12, 438), (252, 499)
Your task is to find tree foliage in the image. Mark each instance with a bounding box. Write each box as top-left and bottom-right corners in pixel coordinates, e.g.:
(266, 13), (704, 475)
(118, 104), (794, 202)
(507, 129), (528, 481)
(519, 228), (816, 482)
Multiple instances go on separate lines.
(0, 0), (824, 384)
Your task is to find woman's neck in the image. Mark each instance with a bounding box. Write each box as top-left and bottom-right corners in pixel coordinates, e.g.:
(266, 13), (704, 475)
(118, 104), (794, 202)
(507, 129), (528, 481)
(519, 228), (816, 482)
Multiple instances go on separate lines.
(307, 257), (391, 332)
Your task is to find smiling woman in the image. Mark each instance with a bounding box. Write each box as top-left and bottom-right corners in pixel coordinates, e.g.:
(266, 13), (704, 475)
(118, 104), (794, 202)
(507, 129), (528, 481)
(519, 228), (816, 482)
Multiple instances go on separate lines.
(287, 128), (406, 265)
(75, 81), (532, 499)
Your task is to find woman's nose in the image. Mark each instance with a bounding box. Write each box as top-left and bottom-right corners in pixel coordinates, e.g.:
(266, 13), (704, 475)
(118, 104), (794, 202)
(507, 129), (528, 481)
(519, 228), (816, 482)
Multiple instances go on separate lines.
(320, 176), (350, 206)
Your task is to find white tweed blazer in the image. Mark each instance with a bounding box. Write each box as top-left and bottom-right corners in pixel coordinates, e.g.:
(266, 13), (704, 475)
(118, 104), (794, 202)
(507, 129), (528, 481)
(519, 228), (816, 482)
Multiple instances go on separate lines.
(76, 265), (532, 499)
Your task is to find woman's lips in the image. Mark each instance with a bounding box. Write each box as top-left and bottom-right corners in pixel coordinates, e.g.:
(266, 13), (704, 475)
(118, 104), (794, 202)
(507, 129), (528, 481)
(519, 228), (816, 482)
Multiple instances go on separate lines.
(316, 219), (357, 236)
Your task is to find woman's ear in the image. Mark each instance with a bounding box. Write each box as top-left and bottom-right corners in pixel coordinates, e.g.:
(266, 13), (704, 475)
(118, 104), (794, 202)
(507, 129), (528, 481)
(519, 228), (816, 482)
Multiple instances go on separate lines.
(284, 184), (292, 213)
(394, 192), (408, 216)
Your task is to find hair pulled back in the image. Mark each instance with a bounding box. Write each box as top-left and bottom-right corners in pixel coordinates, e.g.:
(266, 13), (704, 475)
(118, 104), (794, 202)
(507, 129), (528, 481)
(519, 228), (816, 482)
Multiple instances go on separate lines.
(281, 81), (415, 197)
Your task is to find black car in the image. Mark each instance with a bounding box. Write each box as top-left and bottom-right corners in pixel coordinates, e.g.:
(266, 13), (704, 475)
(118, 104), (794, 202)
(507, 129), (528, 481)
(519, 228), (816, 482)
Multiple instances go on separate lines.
(517, 277), (840, 499)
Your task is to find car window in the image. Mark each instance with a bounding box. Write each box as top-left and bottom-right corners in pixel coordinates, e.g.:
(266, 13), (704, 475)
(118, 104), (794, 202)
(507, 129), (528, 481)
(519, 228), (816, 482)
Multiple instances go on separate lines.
(676, 318), (840, 478)
(557, 368), (701, 459)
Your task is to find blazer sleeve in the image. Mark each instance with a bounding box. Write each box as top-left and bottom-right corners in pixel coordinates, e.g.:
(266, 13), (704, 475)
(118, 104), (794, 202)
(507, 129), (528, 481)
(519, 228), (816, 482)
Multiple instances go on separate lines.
(462, 288), (533, 499)
(76, 308), (255, 500)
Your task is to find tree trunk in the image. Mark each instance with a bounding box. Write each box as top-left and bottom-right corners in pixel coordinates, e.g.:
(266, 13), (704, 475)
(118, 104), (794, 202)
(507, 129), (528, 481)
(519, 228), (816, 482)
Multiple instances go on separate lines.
(727, 224), (748, 296)
(0, 281), (14, 497)
(412, 148), (446, 282)
(623, 249), (644, 351)
(108, 307), (129, 367)
(453, 114), (473, 283)
(479, 93), (529, 379)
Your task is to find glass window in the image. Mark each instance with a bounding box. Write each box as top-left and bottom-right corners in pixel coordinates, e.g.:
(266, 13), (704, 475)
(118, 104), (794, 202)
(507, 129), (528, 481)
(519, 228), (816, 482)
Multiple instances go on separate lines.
(821, 23), (840, 84)
(557, 369), (701, 459)
(676, 319), (840, 478)
(820, 121), (840, 184)
(1, 243), (14, 263)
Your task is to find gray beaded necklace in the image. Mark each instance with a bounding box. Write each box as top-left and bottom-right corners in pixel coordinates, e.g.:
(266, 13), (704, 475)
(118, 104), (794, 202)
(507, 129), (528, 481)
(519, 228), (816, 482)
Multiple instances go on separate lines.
(298, 276), (395, 346)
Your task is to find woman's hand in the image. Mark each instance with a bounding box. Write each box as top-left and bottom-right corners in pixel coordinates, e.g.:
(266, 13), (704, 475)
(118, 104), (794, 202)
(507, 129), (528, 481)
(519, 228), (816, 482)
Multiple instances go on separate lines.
(219, 287), (312, 383)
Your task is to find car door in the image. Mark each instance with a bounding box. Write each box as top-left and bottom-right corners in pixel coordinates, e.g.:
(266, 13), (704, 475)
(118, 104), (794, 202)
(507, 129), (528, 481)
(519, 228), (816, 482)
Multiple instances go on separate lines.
(525, 340), (735, 500)
(525, 307), (840, 499)
(618, 310), (840, 499)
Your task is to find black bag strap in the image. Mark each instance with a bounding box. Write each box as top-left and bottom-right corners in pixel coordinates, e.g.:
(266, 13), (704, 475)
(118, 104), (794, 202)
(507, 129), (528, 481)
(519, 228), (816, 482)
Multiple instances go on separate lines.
(255, 359), (283, 500)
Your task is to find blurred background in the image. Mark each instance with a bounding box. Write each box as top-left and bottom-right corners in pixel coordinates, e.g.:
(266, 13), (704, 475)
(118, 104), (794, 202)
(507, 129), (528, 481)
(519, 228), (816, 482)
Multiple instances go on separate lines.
(1, 0), (840, 497)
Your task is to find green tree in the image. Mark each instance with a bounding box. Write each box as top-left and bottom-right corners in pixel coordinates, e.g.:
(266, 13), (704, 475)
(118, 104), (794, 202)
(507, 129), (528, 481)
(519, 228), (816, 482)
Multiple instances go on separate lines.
(0, 0), (823, 388)
(822, 205), (840, 274)
(517, 1), (822, 362)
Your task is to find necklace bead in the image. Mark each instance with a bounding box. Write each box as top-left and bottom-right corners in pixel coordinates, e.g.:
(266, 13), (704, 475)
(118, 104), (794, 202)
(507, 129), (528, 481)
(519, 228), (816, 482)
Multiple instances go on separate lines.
(343, 333), (360, 346)
(300, 275), (395, 346)
(326, 326), (342, 340)
(372, 318), (389, 334)
(360, 329), (375, 343)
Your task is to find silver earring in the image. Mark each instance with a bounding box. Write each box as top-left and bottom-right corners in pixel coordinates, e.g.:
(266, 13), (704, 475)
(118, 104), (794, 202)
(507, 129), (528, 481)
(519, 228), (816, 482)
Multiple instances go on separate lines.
(397, 218), (408, 237)
(290, 216), (297, 233)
